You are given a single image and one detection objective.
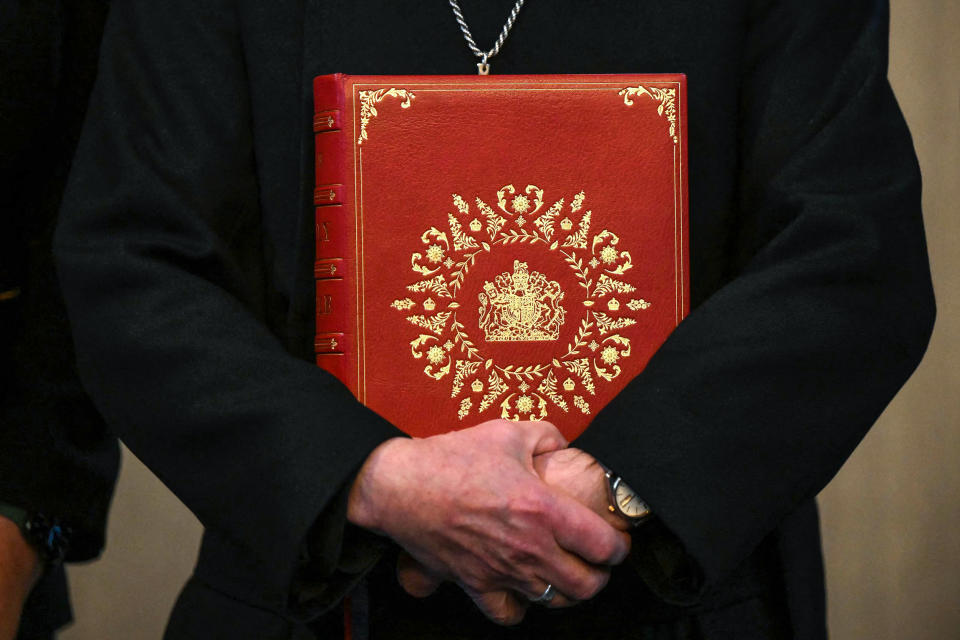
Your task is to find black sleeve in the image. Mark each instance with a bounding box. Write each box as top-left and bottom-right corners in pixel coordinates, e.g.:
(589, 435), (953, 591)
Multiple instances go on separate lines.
(0, 0), (117, 563)
(53, 0), (401, 616)
(576, 0), (935, 602)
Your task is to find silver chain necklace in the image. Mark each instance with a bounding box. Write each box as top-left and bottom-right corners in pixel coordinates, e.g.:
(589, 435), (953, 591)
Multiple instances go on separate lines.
(448, 0), (526, 75)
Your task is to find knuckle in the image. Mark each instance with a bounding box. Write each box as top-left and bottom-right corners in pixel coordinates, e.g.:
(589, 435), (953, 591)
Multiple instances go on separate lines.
(489, 418), (513, 435)
(569, 572), (606, 601)
(587, 530), (620, 563)
(475, 575), (500, 594)
(475, 579), (498, 593)
(504, 540), (541, 568)
(463, 575), (491, 593)
(475, 418), (507, 441)
(590, 569), (612, 596)
(568, 580), (594, 602)
(506, 487), (552, 520)
(462, 566), (495, 593)
(556, 563), (610, 601)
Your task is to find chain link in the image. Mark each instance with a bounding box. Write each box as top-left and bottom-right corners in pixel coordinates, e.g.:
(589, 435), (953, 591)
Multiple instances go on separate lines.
(448, 0), (526, 69)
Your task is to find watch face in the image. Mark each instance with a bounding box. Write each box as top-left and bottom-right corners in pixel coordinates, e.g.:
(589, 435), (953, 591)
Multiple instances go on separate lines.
(614, 482), (650, 519)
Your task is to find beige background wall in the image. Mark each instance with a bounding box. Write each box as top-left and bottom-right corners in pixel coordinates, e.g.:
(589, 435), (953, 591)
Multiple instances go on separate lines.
(59, 2), (959, 638)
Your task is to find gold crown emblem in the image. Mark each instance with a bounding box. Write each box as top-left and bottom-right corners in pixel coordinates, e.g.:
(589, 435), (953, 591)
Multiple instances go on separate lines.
(471, 379), (484, 393)
(560, 217), (573, 231)
(423, 298), (436, 311)
(478, 261), (566, 342)
(607, 298), (621, 311)
(562, 377), (575, 392)
(469, 218), (482, 232)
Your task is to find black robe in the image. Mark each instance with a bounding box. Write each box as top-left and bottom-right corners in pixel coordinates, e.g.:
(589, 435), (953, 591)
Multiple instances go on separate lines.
(54, 1), (935, 638)
(0, 2), (117, 637)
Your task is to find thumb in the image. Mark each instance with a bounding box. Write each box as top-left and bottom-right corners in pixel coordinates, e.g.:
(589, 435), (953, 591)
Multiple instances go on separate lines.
(522, 420), (568, 457)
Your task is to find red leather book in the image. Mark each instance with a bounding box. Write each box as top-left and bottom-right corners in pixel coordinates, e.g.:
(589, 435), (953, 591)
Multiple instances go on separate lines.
(314, 73), (688, 440)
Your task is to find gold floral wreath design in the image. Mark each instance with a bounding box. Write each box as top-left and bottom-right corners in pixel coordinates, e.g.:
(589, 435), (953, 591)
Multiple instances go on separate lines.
(390, 184), (653, 423)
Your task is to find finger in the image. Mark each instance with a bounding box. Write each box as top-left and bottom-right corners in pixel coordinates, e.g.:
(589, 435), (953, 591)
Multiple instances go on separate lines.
(517, 582), (577, 609)
(525, 549), (614, 603)
(396, 551), (442, 598)
(548, 489), (631, 565)
(521, 420), (568, 457)
(461, 585), (528, 626)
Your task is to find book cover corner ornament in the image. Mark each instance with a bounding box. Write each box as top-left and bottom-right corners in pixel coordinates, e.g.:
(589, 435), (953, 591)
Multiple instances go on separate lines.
(314, 73), (689, 440)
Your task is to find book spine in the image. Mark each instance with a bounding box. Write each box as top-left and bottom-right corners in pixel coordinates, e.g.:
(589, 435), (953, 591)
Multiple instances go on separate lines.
(313, 75), (351, 387)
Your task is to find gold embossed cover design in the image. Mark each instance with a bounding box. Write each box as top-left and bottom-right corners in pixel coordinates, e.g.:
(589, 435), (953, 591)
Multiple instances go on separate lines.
(314, 74), (688, 440)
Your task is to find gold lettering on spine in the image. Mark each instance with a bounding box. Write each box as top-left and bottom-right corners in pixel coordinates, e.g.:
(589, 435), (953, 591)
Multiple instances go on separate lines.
(314, 96), (345, 370)
(318, 294), (334, 315)
(318, 221), (331, 243)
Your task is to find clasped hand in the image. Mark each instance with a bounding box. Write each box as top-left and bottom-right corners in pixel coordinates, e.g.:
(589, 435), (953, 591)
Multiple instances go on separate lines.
(347, 419), (630, 625)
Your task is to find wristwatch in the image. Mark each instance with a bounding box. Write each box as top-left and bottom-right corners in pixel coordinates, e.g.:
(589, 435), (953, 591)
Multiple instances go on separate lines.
(0, 502), (71, 565)
(602, 467), (652, 526)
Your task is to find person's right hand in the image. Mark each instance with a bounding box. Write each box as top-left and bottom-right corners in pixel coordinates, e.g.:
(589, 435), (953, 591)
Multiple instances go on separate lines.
(347, 419), (630, 625)
(0, 516), (40, 640)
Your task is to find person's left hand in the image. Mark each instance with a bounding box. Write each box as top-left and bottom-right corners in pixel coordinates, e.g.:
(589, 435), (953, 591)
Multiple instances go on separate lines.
(395, 447), (628, 616)
(532, 448), (629, 533)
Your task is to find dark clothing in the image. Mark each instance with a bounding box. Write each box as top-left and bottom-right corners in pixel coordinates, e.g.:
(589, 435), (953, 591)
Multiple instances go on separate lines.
(15, 566), (72, 640)
(0, 0), (116, 566)
(1, 1), (117, 637)
(55, 0), (934, 638)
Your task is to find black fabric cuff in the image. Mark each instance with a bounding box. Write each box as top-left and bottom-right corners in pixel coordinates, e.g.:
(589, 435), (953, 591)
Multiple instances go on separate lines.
(289, 472), (392, 619)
